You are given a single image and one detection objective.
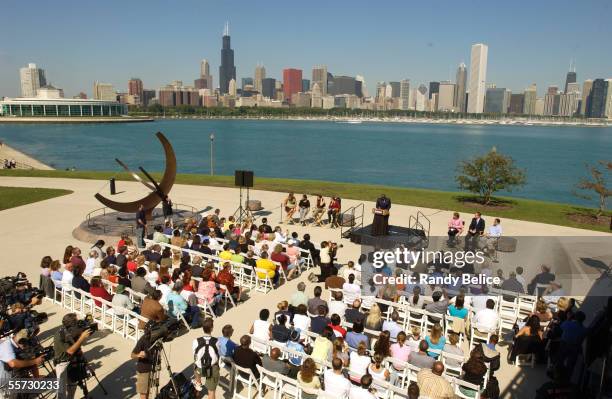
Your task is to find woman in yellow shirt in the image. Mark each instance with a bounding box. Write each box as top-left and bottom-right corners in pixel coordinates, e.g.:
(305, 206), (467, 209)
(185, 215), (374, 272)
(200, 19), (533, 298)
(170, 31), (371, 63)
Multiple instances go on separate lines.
(255, 251), (276, 282)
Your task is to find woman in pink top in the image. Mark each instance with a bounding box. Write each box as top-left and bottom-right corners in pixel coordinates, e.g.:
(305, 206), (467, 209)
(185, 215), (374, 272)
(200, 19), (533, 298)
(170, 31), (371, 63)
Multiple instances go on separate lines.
(447, 212), (464, 243)
(390, 331), (411, 372)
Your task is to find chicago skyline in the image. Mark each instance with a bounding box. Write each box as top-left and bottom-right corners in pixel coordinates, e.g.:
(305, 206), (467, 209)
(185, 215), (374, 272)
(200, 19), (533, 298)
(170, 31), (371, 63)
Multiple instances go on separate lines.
(1, 1), (611, 98)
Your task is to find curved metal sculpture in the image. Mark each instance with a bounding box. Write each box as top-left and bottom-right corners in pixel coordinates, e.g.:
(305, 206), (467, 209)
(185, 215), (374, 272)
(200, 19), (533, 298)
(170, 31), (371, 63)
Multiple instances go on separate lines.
(94, 132), (177, 215)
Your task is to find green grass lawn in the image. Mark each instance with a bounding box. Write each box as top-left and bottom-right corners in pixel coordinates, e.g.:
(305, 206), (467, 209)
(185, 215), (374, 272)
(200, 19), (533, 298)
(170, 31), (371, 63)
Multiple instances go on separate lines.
(0, 186), (73, 211)
(1, 169), (610, 232)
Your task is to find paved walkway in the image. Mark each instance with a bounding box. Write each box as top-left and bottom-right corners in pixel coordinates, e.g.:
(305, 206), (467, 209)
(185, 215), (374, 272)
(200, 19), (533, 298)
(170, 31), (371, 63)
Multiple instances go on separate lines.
(1, 176), (609, 398)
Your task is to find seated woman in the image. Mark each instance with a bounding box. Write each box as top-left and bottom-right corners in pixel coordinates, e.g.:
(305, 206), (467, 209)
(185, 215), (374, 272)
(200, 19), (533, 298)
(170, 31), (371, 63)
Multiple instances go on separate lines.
(508, 314), (544, 363)
(89, 276), (113, 307)
(447, 212), (464, 244)
(271, 244), (298, 281)
(50, 260), (63, 288)
(349, 341), (371, 383)
(283, 192), (298, 224)
(533, 299), (553, 323)
(425, 324), (446, 358)
(297, 358), (321, 399)
(460, 345), (488, 398)
(216, 262), (241, 302)
(368, 353), (390, 384)
(364, 303), (384, 331)
(196, 268), (222, 312)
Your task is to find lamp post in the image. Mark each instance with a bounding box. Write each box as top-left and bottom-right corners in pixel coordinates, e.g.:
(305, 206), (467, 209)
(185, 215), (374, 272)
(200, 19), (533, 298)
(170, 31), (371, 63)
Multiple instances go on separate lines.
(209, 133), (215, 176)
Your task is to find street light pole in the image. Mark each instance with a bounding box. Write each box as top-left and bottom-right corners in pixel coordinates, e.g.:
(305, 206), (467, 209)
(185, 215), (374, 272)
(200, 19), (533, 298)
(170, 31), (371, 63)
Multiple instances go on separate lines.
(209, 133), (215, 176)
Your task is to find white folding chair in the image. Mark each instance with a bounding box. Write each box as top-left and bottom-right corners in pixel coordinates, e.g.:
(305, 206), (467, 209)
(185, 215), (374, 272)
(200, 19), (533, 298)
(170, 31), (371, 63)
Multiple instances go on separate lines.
(256, 365), (279, 399)
(254, 268), (273, 293)
(232, 364), (258, 399)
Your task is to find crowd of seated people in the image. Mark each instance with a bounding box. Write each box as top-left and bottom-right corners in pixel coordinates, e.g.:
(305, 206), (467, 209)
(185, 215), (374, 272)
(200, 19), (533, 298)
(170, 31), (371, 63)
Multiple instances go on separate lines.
(32, 204), (612, 399)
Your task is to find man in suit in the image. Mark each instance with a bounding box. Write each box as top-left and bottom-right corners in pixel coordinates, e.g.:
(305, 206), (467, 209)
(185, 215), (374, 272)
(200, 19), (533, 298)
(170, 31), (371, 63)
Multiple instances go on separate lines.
(465, 212), (485, 250)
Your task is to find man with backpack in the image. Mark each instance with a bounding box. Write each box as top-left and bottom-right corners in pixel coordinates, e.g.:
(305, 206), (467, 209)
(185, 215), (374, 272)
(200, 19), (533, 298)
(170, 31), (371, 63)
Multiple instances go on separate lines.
(192, 318), (219, 398)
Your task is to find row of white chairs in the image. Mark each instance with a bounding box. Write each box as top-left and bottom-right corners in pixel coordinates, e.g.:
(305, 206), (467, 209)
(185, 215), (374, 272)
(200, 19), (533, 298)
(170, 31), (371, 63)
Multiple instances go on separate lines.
(246, 335), (482, 399)
(45, 286), (149, 342)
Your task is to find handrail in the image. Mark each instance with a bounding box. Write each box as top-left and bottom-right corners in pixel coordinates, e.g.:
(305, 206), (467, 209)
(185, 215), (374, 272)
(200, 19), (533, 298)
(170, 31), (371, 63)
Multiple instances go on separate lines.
(340, 202), (364, 239)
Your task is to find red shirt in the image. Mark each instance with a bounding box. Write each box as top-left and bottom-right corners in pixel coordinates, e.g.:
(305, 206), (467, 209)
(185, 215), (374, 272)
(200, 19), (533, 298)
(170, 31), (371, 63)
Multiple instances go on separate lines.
(127, 261), (137, 273)
(117, 239), (126, 251)
(329, 323), (347, 337)
(90, 286), (113, 307)
(216, 269), (235, 291)
(271, 252), (290, 270)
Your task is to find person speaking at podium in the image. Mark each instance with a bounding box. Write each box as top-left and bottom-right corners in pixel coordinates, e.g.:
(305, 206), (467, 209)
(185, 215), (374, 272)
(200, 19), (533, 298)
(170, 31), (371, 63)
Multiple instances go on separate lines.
(372, 194), (391, 236)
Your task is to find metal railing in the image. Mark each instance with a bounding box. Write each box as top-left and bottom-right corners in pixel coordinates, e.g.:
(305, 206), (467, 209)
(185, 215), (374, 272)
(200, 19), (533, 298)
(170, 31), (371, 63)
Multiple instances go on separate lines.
(340, 202), (364, 239)
(2, 158), (34, 170)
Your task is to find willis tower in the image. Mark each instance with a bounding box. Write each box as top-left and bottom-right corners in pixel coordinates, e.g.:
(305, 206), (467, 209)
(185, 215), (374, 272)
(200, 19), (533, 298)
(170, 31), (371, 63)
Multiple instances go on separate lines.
(219, 22), (236, 95)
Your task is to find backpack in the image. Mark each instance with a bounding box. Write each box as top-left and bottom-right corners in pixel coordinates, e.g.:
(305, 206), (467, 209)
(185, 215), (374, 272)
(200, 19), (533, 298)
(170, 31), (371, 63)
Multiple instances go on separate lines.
(194, 337), (219, 378)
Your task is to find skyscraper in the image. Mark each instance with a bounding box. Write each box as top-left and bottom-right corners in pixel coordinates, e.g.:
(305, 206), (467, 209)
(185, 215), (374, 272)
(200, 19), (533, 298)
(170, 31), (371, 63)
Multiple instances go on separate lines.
(197, 59), (213, 90)
(241, 78), (253, 90)
(219, 22), (236, 95)
(261, 78), (276, 99)
(302, 79), (310, 93)
(254, 64), (266, 93)
(312, 66), (328, 95)
(93, 81), (116, 101)
(389, 82), (401, 98)
(564, 61), (577, 93)
(587, 79), (609, 118)
(467, 43), (488, 114)
(454, 63), (467, 112)
(523, 84), (537, 115)
(484, 88), (510, 114)
(355, 75), (368, 98)
(544, 86), (561, 116)
(19, 63), (47, 97)
(428, 82), (440, 100)
(283, 68), (302, 103)
(437, 81), (456, 112)
(400, 79), (410, 110)
(580, 79), (593, 116)
(509, 94), (525, 114)
(228, 79), (237, 96)
(128, 78), (143, 98)
(330, 76), (357, 96)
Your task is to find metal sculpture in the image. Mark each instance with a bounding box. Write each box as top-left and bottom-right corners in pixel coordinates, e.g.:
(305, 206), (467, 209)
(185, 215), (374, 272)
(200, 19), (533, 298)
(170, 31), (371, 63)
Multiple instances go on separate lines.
(94, 132), (177, 217)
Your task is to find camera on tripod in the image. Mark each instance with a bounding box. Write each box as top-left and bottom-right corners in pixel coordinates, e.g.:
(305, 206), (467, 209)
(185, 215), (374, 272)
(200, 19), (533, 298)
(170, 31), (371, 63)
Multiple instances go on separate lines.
(145, 319), (182, 343)
(73, 314), (99, 335)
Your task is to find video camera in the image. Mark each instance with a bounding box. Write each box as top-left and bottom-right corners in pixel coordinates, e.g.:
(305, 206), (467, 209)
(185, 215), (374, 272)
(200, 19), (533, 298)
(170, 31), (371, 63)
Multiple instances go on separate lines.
(72, 314), (99, 335)
(144, 318), (182, 343)
(0, 273), (45, 308)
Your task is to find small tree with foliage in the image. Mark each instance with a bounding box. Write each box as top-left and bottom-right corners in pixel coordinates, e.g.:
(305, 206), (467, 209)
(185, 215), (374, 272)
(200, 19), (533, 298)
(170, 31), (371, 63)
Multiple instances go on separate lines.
(574, 161), (611, 217)
(456, 147), (526, 205)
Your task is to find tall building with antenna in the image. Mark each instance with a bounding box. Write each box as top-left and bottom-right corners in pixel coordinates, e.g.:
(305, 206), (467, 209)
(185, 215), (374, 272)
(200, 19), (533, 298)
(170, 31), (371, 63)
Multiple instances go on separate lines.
(564, 60), (577, 93)
(219, 22), (236, 95)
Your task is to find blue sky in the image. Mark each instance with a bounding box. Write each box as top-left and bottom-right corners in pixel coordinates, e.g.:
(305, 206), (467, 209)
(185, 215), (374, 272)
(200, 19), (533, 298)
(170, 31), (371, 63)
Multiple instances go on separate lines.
(1, 0), (611, 98)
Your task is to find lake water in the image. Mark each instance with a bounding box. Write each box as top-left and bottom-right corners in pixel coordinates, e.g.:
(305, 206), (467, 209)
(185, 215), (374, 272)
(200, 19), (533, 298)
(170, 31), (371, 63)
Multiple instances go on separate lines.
(1, 119), (610, 206)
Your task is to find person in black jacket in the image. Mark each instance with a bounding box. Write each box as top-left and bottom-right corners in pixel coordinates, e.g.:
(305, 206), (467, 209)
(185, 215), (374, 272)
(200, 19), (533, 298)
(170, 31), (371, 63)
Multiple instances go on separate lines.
(299, 234), (319, 266)
(465, 212), (485, 250)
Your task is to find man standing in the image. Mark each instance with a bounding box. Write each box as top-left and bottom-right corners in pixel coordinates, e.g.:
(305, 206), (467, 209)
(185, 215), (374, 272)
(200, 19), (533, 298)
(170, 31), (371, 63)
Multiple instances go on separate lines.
(372, 194), (391, 236)
(0, 330), (44, 396)
(192, 318), (219, 398)
(53, 314), (91, 399)
(136, 204), (147, 248)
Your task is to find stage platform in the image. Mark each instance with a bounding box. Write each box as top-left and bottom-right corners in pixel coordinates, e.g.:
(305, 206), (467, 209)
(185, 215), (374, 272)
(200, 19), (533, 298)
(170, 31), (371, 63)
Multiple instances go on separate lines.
(343, 223), (429, 249)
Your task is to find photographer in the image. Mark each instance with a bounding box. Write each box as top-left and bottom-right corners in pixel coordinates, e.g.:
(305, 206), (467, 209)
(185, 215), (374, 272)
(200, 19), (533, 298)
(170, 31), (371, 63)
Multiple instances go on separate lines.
(0, 330), (44, 396)
(53, 313), (91, 399)
(131, 326), (156, 399)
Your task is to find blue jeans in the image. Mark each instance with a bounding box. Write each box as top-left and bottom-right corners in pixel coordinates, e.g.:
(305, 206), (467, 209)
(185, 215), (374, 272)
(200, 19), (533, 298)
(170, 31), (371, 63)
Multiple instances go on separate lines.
(186, 305), (200, 328)
(136, 226), (145, 247)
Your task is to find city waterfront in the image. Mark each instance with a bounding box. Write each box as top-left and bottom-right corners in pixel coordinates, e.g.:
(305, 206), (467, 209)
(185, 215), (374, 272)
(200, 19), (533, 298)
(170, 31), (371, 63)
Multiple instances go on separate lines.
(1, 119), (610, 206)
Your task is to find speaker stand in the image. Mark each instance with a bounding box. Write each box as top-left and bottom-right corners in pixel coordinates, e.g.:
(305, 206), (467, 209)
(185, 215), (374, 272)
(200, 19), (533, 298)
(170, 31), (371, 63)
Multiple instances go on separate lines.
(232, 186), (255, 223)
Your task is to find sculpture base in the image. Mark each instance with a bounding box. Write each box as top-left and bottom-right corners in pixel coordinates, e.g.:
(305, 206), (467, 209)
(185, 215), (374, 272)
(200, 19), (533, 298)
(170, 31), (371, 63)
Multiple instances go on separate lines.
(73, 207), (198, 244)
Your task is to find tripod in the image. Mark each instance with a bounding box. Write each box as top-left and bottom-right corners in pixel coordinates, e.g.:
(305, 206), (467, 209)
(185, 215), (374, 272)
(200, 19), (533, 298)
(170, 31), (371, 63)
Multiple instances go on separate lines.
(148, 339), (179, 399)
(66, 357), (107, 399)
(232, 186), (254, 223)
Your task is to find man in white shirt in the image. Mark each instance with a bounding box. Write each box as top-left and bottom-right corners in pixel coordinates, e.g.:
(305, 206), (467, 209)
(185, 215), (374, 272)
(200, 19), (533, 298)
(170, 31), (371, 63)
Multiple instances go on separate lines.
(349, 374), (377, 399)
(343, 274), (361, 304)
(472, 299), (499, 333)
(381, 311), (403, 340)
(324, 357), (351, 398)
(157, 276), (172, 306)
(112, 285), (135, 316)
(515, 266), (527, 292)
(328, 291), (347, 319)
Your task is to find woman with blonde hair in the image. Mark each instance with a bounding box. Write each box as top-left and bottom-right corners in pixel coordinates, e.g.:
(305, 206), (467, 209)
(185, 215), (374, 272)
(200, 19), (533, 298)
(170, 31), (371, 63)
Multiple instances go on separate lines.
(365, 303), (384, 331)
(332, 337), (349, 366)
(297, 358), (320, 399)
(534, 299), (553, 322)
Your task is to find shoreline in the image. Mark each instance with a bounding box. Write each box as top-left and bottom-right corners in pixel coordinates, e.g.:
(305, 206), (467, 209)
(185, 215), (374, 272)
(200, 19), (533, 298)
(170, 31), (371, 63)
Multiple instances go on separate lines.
(0, 116), (154, 124)
(0, 142), (54, 170)
(146, 114), (612, 128)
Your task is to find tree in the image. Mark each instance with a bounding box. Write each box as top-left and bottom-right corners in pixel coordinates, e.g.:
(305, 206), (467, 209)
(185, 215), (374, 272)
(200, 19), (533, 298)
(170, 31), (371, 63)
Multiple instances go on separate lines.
(456, 147), (526, 205)
(574, 161), (612, 217)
